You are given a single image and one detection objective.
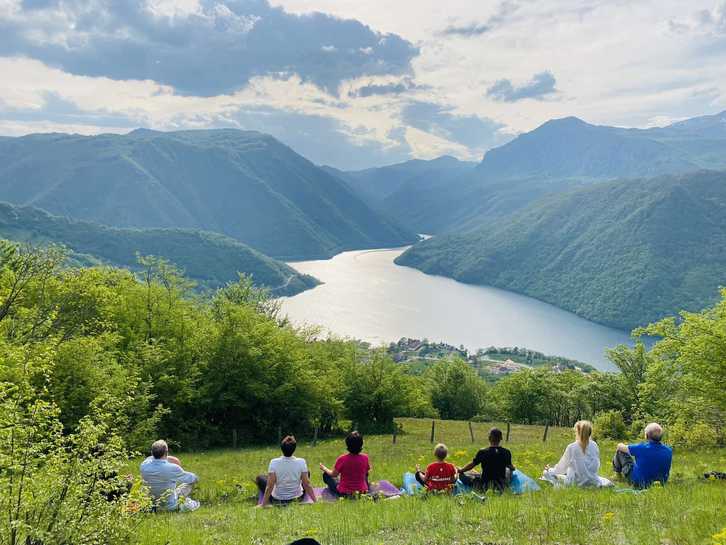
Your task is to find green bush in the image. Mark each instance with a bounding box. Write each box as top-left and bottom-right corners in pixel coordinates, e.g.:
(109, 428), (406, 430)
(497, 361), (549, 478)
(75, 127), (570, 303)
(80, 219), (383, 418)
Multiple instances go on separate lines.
(668, 419), (720, 448)
(594, 410), (627, 440)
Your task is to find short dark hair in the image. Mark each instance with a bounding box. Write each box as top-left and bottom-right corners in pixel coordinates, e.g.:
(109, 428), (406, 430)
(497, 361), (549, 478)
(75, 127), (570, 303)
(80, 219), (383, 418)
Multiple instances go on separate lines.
(345, 431), (364, 454)
(280, 435), (297, 457)
(489, 428), (503, 444)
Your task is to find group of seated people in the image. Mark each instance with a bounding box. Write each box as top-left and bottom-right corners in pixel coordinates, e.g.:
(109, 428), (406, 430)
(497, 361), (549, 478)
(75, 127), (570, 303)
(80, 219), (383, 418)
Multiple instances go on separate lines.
(139, 422), (673, 511)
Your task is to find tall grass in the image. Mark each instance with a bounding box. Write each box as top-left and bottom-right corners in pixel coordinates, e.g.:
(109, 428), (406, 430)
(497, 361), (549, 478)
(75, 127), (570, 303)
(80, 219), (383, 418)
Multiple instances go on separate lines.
(134, 419), (726, 545)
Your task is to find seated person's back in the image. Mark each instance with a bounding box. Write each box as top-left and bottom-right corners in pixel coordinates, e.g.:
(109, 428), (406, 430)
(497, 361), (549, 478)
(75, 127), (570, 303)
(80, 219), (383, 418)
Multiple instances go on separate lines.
(320, 431), (370, 496)
(614, 423), (672, 488)
(459, 428), (514, 492)
(140, 440), (199, 510)
(257, 435), (316, 506)
(416, 443), (457, 492)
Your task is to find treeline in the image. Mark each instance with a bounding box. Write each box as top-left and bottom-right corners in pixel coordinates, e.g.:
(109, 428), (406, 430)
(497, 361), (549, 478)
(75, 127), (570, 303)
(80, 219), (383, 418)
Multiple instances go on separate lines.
(2, 240), (724, 456)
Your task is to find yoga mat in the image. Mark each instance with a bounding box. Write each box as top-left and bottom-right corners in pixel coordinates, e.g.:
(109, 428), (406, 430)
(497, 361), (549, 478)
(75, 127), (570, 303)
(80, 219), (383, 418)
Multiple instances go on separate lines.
(257, 481), (401, 505)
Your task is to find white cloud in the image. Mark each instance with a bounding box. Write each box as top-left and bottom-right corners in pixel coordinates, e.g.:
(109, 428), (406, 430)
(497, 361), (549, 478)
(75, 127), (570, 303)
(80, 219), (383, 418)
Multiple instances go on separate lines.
(2, 0), (726, 168)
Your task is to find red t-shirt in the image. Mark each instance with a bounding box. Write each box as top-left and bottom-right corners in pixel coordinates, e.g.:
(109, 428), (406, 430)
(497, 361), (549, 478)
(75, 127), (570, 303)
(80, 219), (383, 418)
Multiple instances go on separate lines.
(425, 461), (457, 491)
(334, 453), (370, 494)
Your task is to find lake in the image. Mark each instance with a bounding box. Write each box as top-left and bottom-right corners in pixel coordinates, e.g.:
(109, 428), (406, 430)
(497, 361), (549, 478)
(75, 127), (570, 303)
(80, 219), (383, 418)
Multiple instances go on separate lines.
(280, 247), (632, 371)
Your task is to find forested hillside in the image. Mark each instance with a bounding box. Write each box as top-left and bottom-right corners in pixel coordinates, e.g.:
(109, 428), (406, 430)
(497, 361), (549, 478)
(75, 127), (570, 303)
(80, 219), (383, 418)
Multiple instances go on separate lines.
(0, 202), (318, 295)
(380, 111), (726, 235)
(0, 129), (416, 260)
(397, 170), (726, 330)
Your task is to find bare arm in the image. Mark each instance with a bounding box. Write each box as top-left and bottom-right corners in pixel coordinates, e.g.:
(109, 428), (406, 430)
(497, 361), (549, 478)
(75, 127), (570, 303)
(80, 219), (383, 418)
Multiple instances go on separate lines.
(301, 473), (317, 503)
(261, 473), (276, 507)
(319, 463), (339, 478)
(459, 461), (477, 473)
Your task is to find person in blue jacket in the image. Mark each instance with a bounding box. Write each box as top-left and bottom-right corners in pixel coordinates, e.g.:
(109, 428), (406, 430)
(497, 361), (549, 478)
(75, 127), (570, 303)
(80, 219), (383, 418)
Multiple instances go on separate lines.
(613, 422), (672, 488)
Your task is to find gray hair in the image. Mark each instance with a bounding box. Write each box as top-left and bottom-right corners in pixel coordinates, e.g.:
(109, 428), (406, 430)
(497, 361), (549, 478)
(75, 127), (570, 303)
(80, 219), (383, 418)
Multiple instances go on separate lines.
(644, 423), (663, 442)
(151, 439), (169, 459)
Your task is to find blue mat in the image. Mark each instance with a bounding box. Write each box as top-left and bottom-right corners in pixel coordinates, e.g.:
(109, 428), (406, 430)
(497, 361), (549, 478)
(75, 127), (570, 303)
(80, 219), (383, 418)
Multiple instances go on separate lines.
(400, 470), (539, 496)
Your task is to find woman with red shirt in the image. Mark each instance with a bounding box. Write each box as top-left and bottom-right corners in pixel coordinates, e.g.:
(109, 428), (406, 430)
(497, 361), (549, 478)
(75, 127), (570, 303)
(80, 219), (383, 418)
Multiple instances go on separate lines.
(415, 443), (458, 492)
(319, 431), (370, 497)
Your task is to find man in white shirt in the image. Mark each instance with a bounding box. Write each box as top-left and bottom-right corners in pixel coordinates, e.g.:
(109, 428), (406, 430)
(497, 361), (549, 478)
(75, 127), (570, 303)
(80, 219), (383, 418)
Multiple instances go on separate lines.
(140, 439), (200, 511)
(257, 435), (317, 506)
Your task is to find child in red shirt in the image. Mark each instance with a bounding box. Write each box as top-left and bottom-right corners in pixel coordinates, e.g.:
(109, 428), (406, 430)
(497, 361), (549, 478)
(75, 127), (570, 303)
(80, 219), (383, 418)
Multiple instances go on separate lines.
(415, 443), (457, 492)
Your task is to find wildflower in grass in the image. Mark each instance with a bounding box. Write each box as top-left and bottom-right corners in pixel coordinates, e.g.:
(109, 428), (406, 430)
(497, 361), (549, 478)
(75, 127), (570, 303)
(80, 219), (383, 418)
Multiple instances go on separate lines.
(602, 512), (615, 523)
(713, 527), (726, 545)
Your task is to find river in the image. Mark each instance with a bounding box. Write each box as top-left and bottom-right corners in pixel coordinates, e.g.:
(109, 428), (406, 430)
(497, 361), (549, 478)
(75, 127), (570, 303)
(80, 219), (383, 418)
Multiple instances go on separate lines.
(280, 247), (632, 370)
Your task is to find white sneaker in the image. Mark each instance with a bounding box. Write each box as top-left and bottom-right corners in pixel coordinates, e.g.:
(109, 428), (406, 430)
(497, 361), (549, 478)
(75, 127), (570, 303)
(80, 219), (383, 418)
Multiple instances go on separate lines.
(179, 498), (200, 512)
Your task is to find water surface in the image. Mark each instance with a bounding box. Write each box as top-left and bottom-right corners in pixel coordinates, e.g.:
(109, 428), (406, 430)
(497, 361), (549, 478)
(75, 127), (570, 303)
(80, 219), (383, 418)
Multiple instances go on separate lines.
(280, 247), (631, 370)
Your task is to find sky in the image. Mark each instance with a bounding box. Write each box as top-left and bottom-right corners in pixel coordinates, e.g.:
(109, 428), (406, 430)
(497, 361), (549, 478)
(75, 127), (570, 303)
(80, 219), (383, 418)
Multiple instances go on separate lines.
(1, 0), (725, 169)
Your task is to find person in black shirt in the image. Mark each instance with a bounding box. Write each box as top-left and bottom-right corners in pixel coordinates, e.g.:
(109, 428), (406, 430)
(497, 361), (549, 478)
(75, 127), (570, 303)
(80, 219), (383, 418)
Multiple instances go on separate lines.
(457, 427), (514, 493)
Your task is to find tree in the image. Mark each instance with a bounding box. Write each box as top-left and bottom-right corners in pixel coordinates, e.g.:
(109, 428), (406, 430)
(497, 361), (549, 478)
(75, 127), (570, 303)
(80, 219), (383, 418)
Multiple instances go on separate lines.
(425, 358), (487, 420)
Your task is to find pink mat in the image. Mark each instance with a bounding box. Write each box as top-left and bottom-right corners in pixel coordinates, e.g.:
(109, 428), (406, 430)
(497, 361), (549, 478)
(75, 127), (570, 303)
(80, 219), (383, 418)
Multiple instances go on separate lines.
(257, 480), (400, 505)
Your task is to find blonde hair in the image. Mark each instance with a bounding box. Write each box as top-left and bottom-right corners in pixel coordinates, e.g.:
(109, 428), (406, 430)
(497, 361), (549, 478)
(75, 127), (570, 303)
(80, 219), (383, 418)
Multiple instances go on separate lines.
(433, 443), (448, 460)
(574, 420), (593, 453)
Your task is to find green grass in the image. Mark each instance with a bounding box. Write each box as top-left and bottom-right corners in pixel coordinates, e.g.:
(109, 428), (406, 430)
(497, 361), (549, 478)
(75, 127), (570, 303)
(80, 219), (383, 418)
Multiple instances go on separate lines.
(133, 419), (726, 545)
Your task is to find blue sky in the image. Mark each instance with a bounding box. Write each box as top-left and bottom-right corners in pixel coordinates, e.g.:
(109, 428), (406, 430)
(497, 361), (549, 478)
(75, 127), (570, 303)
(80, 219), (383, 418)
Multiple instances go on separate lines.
(1, 0), (725, 169)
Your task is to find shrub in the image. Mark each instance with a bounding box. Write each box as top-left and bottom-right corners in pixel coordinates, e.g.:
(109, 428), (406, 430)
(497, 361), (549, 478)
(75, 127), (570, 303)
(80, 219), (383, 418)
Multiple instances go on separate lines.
(668, 419), (720, 448)
(594, 410), (627, 440)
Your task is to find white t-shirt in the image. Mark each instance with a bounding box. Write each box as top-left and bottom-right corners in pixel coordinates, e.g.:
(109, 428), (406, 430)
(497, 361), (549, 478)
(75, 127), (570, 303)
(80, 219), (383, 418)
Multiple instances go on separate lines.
(268, 456), (308, 500)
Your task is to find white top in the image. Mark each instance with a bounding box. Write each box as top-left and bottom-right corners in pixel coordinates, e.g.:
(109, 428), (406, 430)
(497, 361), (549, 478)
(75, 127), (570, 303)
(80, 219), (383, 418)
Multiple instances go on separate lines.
(268, 456), (308, 500)
(551, 440), (602, 487)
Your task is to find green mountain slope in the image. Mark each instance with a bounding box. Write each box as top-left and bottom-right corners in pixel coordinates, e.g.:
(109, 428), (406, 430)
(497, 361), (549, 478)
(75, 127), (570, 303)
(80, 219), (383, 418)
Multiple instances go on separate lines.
(0, 202), (319, 295)
(396, 170), (726, 330)
(0, 129), (416, 260)
(385, 112), (726, 235)
(329, 156), (476, 203)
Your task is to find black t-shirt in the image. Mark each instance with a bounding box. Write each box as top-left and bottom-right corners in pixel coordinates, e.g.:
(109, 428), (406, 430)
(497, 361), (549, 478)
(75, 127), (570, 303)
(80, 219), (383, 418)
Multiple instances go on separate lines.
(472, 446), (513, 483)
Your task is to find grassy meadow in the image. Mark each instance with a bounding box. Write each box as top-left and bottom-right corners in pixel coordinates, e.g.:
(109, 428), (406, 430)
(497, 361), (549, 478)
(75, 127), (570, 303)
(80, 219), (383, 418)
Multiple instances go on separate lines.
(133, 419), (726, 545)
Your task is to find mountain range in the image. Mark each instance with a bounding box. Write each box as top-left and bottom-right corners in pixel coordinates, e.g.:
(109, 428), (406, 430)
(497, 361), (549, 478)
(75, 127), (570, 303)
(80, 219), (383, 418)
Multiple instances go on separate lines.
(0, 129), (416, 261)
(340, 111), (726, 235)
(0, 202), (318, 295)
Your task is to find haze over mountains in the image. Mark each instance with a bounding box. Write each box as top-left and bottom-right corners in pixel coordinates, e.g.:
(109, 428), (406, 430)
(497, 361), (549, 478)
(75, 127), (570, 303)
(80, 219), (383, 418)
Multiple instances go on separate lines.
(341, 111), (726, 236)
(0, 129), (415, 261)
(0, 202), (318, 295)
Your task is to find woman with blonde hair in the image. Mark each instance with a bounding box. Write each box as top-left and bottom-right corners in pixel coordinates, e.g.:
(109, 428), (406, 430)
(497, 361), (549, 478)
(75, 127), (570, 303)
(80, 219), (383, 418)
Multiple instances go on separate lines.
(542, 420), (612, 487)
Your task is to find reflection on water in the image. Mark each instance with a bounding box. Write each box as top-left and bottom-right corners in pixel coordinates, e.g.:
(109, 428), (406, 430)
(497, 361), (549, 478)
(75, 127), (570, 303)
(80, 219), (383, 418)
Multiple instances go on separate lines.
(280, 247), (632, 371)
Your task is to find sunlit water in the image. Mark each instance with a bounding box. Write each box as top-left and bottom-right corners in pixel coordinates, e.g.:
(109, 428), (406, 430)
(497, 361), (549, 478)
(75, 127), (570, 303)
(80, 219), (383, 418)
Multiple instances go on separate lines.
(280, 247), (632, 370)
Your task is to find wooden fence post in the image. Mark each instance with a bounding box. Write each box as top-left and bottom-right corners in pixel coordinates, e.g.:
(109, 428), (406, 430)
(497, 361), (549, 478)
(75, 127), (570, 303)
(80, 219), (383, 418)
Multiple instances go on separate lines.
(392, 425), (397, 445)
(430, 420), (436, 443)
(468, 421), (475, 443)
(312, 425), (319, 447)
(542, 423), (550, 442)
(232, 429), (238, 449)
(506, 422), (511, 442)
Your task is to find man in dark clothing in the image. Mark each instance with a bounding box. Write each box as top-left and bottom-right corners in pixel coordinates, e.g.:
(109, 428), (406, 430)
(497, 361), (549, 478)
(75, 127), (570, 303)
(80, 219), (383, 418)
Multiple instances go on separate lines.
(457, 428), (515, 493)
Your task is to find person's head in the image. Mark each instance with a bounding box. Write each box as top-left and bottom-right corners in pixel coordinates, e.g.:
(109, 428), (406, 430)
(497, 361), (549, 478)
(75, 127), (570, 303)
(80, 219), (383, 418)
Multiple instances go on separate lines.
(151, 439), (169, 459)
(433, 443), (448, 461)
(644, 422), (664, 442)
(489, 427), (503, 446)
(574, 420), (593, 452)
(280, 435), (297, 457)
(345, 431), (364, 454)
